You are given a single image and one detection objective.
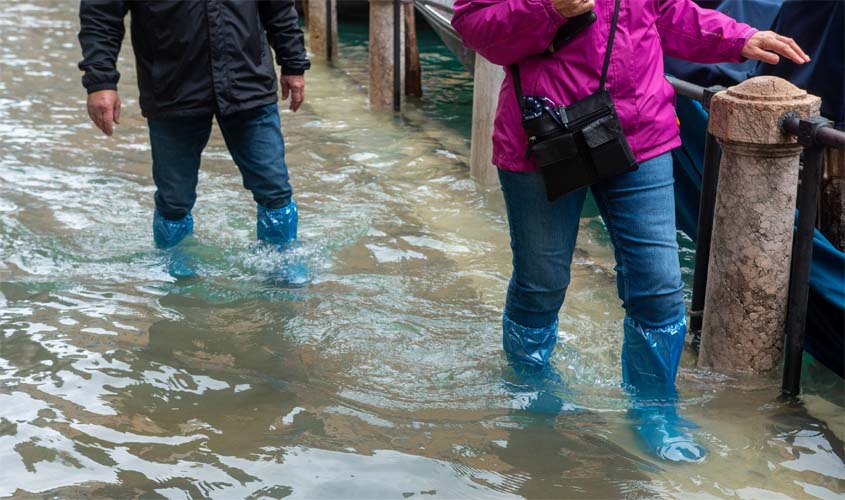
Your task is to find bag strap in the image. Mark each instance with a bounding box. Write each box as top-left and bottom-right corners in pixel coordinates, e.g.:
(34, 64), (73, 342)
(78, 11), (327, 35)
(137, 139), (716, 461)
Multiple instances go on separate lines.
(510, 0), (621, 112)
(599, 0), (620, 90)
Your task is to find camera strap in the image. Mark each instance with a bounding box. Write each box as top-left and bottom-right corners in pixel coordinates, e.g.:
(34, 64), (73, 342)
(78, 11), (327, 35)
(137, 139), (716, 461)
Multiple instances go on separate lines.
(511, 0), (620, 112)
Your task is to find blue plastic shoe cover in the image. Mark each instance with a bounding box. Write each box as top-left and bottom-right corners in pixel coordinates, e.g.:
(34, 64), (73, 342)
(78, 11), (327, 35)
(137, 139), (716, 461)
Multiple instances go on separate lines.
(621, 316), (684, 402)
(257, 200), (310, 286)
(629, 405), (706, 463)
(257, 201), (298, 247)
(164, 249), (196, 279)
(153, 210), (193, 249)
(502, 314), (577, 414)
(621, 317), (706, 463)
(502, 313), (559, 374)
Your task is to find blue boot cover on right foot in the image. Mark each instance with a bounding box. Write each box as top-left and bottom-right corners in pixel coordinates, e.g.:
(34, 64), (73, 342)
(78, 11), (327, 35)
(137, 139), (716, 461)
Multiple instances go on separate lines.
(628, 404), (705, 463)
(257, 201), (298, 248)
(153, 211), (196, 279)
(622, 317), (707, 463)
(502, 314), (576, 414)
(503, 314), (559, 377)
(256, 201), (310, 286)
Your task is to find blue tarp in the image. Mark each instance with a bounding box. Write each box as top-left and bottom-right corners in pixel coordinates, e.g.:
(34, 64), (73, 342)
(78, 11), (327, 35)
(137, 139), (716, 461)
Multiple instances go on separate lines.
(665, 0), (844, 377)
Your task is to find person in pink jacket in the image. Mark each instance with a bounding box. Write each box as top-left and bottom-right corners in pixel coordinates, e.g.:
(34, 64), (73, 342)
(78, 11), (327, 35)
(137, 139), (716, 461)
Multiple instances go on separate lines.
(453, 0), (808, 462)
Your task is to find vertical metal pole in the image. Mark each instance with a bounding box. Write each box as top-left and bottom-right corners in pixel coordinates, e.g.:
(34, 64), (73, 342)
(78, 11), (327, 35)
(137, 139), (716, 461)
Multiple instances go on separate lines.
(781, 117), (830, 397)
(690, 86), (724, 352)
(690, 132), (722, 350)
(325, 0), (332, 62)
(393, 0), (401, 112)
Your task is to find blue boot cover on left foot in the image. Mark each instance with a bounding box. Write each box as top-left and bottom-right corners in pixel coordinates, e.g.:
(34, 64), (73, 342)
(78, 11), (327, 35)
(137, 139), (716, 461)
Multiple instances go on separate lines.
(256, 201), (310, 286)
(502, 314), (576, 414)
(622, 317), (707, 463)
(153, 211), (196, 279)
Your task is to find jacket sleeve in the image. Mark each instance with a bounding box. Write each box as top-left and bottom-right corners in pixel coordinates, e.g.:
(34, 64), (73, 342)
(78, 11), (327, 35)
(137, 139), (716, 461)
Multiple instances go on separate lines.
(78, 0), (129, 93)
(656, 0), (757, 64)
(452, 0), (567, 66)
(259, 0), (311, 75)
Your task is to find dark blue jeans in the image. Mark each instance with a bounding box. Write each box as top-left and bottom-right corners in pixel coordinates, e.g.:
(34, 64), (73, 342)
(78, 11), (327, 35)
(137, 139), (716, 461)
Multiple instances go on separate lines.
(498, 152), (685, 331)
(148, 103), (293, 221)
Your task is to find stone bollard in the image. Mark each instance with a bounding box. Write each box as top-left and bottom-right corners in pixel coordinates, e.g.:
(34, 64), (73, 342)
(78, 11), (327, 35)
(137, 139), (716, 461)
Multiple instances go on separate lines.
(698, 76), (821, 374)
(469, 56), (504, 185)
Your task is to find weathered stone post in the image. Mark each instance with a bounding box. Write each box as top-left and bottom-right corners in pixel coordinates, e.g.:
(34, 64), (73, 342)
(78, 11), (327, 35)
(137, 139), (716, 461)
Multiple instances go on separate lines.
(470, 56), (504, 185)
(369, 0), (403, 109)
(699, 76), (821, 373)
(308, 0), (338, 60)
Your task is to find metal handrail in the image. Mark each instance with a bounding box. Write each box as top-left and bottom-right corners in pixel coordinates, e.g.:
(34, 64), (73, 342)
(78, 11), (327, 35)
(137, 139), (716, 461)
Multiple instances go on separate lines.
(666, 76), (711, 105)
(781, 115), (845, 150)
(666, 75), (844, 397)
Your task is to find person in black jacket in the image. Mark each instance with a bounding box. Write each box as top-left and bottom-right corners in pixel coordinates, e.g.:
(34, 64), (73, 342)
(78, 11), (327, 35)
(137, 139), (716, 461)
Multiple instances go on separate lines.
(78, 0), (311, 281)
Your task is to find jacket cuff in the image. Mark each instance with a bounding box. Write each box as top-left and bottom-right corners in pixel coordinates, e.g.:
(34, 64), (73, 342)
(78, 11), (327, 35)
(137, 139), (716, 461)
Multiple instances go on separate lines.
(729, 26), (758, 63)
(281, 68), (306, 76)
(541, 0), (568, 28)
(86, 82), (118, 94)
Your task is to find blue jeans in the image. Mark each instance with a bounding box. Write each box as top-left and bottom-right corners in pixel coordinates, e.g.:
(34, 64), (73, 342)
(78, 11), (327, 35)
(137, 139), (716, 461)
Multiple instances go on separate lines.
(148, 103), (293, 221)
(498, 152), (685, 331)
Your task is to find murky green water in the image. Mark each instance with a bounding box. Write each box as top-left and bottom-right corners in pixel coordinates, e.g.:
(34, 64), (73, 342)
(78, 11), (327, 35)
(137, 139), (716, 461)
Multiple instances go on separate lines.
(1, 2), (843, 498)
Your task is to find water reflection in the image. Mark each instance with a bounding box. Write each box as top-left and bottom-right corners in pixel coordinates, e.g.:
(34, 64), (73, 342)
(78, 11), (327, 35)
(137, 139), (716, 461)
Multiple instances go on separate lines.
(0, 1), (843, 498)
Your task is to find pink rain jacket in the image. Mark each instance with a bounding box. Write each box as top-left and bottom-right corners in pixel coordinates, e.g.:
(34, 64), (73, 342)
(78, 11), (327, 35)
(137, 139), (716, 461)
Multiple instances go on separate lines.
(452, 0), (757, 171)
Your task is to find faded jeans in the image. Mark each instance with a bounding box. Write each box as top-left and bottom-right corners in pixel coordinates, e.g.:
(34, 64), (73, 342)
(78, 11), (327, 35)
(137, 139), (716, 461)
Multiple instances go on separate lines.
(498, 152), (685, 331)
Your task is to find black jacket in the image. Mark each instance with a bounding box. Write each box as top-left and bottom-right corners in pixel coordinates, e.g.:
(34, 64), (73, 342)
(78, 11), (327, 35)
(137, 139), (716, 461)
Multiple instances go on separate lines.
(78, 0), (310, 117)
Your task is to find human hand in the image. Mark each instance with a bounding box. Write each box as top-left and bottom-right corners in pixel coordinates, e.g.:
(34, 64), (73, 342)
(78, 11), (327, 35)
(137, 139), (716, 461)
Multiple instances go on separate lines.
(281, 74), (305, 112)
(550, 0), (594, 18)
(87, 89), (121, 136)
(742, 31), (810, 65)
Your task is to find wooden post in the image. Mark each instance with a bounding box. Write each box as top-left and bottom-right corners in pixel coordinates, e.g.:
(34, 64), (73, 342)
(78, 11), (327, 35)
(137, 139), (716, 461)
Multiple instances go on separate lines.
(404, 0), (422, 97)
(699, 76), (821, 374)
(308, 0), (337, 60)
(470, 56), (504, 185)
(369, 0), (403, 109)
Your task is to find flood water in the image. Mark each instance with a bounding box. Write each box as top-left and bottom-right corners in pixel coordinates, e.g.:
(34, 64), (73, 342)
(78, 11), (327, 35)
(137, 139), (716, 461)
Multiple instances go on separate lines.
(1, 2), (843, 499)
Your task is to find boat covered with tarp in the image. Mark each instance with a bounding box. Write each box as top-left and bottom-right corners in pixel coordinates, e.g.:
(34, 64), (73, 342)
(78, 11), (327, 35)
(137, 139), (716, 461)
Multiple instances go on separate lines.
(417, 0), (844, 377)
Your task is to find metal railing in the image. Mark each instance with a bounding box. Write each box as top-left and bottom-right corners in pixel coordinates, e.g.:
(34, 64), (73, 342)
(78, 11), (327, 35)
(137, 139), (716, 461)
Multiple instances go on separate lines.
(779, 115), (844, 396)
(666, 76), (845, 397)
